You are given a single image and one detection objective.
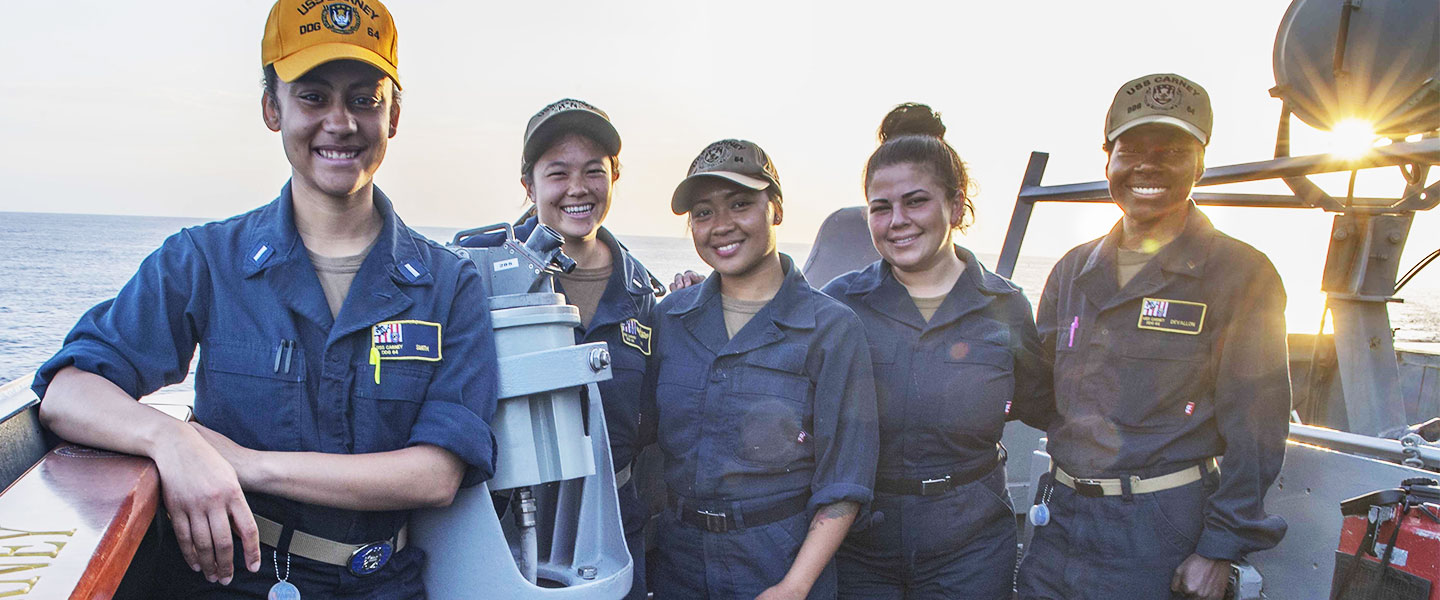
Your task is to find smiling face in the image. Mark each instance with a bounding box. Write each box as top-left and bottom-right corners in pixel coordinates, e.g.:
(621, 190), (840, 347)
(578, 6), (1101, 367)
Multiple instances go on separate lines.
(1106, 123), (1205, 227)
(686, 178), (781, 281)
(524, 133), (616, 244)
(263, 60), (398, 202)
(866, 162), (959, 274)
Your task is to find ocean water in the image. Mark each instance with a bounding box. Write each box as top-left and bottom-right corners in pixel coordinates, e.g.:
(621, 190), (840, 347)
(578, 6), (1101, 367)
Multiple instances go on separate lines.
(1, 211), (1436, 388)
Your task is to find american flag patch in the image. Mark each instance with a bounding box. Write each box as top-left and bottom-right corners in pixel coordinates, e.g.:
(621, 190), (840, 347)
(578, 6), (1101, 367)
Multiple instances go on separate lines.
(373, 322), (403, 344)
(1185, 402), (1195, 416)
(1142, 299), (1169, 318)
(621, 320), (638, 336)
(1005, 400), (1012, 415)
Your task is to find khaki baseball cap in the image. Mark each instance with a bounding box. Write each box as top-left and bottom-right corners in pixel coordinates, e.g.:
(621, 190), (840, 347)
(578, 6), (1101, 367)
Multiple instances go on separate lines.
(523, 99), (622, 168)
(671, 140), (782, 214)
(262, 0), (400, 88)
(1106, 73), (1211, 145)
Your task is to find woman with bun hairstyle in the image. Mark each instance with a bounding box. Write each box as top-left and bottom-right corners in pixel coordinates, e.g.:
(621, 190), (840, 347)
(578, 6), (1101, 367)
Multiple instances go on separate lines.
(457, 98), (660, 600)
(822, 104), (1053, 599)
(649, 139), (879, 599)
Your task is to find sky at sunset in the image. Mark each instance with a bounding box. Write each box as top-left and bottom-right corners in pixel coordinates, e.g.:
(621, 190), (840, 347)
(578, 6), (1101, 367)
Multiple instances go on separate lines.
(4, 0), (1437, 313)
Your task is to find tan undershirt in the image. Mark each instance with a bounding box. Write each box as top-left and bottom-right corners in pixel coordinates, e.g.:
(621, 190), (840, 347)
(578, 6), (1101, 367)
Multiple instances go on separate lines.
(309, 245), (372, 318)
(721, 295), (773, 339)
(1117, 247), (1158, 288)
(910, 292), (948, 322)
(558, 264), (612, 328)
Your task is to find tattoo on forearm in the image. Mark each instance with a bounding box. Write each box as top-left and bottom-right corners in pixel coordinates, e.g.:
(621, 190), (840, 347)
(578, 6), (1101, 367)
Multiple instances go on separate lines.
(809, 501), (858, 532)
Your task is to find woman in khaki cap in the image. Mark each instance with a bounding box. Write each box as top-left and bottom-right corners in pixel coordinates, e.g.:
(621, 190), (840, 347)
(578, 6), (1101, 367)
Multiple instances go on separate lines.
(31, 2), (499, 598)
(647, 139), (879, 600)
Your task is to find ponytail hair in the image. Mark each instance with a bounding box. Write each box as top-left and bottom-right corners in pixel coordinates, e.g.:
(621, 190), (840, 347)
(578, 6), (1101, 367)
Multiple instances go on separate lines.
(864, 103), (975, 231)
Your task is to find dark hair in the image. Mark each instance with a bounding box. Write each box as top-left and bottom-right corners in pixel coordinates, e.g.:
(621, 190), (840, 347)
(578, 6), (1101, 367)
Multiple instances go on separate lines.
(864, 103), (975, 231)
(262, 64), (402, 115)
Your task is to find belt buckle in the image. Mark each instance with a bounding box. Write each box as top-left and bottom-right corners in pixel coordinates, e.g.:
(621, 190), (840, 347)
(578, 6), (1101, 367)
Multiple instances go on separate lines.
(919, 476), (951, 496)
(348, 540), (395, 576)
(1073, 478), (1106, 498)
(698, 509), (729, 533)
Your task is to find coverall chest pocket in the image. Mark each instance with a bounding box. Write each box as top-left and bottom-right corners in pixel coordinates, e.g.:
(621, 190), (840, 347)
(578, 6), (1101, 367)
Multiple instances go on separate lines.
(733, 343), (813, 468)
(200, 341), (305, 451)
(352, 363), (432, 453)
(655, 359), (705, 457)
(935, 341), (1015, 436)
(1099, 333), (1209, 431)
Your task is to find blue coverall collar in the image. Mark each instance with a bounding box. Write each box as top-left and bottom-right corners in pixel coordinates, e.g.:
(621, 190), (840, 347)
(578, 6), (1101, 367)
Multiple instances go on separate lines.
(241, 183), (433, 287)
(240, 182), (430, 340)
(586, 225), (657, 331)
(666, 254), (816, 356)
(840, 245), (1018, 331)
(1075, 202), (1216, 311)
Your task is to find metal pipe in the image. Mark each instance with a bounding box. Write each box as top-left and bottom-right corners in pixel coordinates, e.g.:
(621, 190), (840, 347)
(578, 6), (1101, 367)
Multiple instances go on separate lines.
(514, 486), (539, 584)
(1290, 423), (1440, 469)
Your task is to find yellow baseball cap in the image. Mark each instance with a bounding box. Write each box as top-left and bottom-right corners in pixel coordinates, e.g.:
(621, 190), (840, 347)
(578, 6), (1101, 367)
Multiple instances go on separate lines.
(262, 0), (400, 88)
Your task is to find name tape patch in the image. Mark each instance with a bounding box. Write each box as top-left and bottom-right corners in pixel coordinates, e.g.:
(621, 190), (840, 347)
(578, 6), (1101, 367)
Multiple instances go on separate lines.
(619, 318), (652, 356)
(372, 320), (443, 361)
(1137, 298), (1206, 335)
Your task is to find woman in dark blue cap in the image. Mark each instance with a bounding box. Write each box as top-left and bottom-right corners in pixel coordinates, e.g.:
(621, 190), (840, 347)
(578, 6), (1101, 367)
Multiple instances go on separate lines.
(648, 139), (879, 600)
(822, 104), (1053, 599)
(458, 98), (661, 600)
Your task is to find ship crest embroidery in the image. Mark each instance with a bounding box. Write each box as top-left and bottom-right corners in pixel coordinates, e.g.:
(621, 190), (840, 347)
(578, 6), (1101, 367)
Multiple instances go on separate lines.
(1145, 83), (1180, 110)
(323, 3), (360, 34)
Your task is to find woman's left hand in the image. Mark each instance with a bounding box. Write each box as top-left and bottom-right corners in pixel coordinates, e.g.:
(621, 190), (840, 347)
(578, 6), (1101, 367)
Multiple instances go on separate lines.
(755, 579), (807, 600)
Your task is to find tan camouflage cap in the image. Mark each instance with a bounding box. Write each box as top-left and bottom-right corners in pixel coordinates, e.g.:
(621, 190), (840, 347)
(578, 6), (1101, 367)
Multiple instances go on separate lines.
(1106, 73), (1213, 145)
(671, 139), (782, 214)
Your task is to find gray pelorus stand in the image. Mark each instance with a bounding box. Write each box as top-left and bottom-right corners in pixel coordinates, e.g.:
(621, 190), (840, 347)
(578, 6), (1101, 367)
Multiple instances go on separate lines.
(412, 222), (632, 599)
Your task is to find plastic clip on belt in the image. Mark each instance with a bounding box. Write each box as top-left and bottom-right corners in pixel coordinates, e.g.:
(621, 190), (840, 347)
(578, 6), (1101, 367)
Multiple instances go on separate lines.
(255, 515), (408, 576)
(1054, 458), (1219, 498)
(875, 446), (1006, 496)
(674, 494), (809, 534)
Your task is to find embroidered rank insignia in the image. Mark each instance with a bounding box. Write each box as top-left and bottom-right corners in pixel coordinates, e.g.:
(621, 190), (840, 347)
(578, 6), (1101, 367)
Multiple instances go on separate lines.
(619, 318), (652, 356)
(1137, 297), (1206, 335)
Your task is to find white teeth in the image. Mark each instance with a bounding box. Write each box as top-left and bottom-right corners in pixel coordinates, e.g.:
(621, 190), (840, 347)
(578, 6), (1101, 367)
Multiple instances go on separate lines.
(562, 204), (594, 215)
(891, 235), (919, 244)
(1131, 186), (1167, 195)
(717, 242), (740, 253)
(317, 149), (359, 159)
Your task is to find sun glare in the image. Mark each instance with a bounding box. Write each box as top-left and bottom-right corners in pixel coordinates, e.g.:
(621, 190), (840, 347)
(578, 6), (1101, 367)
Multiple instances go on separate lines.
(1328, 119), (1378, 159)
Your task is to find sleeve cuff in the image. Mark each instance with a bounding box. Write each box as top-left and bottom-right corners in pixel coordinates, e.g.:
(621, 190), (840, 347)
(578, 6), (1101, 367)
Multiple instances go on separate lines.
(407, 400), (497, 488)
(809, 482), (872, 512)
(32, 341), (142, 401)
(1196, 528), (1246, 562)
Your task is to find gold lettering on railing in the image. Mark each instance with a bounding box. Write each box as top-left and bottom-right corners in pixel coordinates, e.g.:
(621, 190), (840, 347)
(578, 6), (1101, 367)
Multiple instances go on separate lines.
(0, 542), (65, 559)
(0, 527), (81, 597)
(0, 527), (76, 542)
(0, 577), (40, 598)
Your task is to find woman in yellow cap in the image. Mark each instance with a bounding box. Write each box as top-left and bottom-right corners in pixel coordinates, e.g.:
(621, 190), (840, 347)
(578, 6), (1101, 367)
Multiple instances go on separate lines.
(32, 2), (499, 597)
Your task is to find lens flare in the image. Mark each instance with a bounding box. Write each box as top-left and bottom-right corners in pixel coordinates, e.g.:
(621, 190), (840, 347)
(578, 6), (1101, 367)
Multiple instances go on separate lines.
(1328, 119), (1378, 159)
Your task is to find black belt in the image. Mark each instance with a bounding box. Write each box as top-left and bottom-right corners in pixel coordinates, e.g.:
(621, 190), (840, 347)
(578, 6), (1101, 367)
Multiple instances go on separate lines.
(876, 447), (1005, 496)
(673, 494), (809, 534)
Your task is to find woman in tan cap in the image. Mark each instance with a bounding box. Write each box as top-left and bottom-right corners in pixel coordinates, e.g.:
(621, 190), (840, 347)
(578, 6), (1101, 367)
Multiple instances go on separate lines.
(457, 98), (662, 600)
(31, 1), (499, 597)
(822, 104), (1052, 599)
(647, 139), (879, 600)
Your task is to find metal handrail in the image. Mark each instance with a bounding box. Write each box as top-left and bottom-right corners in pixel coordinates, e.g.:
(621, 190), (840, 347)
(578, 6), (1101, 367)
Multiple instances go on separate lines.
(996, 138), (1440, 278)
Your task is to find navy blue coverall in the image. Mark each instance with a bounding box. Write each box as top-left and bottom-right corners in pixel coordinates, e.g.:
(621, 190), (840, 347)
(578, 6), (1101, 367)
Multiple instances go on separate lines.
(1015, 206), (1290, 600)
(460, 218), (657, 600)
(33, 184), (500, 599)
(647, 254), (879, 600)
(823, 246), (1053, 599)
